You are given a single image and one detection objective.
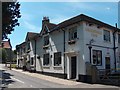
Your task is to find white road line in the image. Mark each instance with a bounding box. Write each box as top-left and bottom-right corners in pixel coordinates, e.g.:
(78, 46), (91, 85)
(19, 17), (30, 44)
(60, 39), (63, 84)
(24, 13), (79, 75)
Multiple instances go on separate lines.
(11, 77), (25, 84)
(30, 85), (33, 87)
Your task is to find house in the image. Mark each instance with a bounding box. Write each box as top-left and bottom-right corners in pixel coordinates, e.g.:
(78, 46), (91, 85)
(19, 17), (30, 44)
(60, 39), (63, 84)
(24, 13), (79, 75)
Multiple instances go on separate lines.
(16, 32), (39, 70)
(0, 39), (12, 63)
(16, 14), (120, 82)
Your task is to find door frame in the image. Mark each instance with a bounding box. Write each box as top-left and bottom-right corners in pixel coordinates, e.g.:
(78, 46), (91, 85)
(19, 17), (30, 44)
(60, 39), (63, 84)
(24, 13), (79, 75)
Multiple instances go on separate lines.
(105, 56), (111, 74)
(70, 56), (77, 79)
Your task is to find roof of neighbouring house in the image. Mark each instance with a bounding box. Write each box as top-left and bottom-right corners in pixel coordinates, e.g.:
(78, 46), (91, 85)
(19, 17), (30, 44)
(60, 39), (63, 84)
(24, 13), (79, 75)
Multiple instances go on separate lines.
(25, 32), (39, 41)
(0, 40), (12, 49)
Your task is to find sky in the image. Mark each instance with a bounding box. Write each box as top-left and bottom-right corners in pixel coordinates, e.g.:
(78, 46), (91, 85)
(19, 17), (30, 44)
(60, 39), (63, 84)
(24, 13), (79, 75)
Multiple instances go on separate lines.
(8, 2), (118, 50)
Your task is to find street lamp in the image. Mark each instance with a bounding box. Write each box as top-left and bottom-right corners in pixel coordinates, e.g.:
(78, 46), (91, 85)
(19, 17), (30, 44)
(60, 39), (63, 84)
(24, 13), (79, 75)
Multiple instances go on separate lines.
(88, 39), (95, 64)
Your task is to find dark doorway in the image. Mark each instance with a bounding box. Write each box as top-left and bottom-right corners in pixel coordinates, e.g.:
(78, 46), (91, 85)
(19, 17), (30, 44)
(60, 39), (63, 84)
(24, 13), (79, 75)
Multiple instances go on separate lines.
(71, 56), (77, 79)
(105, 57), (111, 74)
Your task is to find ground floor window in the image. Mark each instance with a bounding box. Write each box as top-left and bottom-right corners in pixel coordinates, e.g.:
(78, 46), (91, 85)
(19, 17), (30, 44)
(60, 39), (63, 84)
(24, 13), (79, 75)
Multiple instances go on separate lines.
(31, 57), (34, 65)
(92, 50), (102, 65)
(43, 53), (49, 66)
(54, 52), (61, 66)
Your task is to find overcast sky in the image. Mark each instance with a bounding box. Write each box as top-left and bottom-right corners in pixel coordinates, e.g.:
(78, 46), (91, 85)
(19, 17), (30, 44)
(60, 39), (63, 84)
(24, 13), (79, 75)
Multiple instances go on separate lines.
(8, 2), (118, 50)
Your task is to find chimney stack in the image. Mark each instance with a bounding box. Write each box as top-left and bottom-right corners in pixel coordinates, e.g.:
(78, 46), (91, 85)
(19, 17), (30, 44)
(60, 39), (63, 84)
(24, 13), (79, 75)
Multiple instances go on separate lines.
(42, 16), (50, 26)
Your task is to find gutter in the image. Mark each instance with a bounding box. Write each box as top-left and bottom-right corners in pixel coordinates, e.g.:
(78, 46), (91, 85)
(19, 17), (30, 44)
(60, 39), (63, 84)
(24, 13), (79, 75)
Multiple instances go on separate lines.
(62, 28), (66, 79)
(113, 23), (118, 71)
(34, 39), (37, 72)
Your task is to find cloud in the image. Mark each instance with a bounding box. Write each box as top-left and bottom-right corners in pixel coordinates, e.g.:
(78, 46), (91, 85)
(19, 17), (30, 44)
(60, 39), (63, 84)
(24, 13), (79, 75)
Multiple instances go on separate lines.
(23, 20), (40, 32)
(21, 12), (33, 21)
(51, 15), (70, 24)
(106, 7), (111, 10)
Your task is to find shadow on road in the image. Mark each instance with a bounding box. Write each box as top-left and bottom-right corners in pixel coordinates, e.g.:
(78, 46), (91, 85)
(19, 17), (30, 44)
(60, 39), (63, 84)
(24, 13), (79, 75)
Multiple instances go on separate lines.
(1, 70), (15, 87)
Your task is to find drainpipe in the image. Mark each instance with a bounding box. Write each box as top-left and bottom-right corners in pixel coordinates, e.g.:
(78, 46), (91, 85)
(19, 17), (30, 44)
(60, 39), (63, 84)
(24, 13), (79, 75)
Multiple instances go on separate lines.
(113, 23), (118, 72)
(34, 39), (37, 72)
(62, 29), (66, 79)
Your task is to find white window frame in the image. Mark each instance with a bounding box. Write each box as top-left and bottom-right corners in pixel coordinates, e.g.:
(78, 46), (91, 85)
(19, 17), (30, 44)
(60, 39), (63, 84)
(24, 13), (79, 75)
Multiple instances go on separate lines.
(118, 34), (120, 43)
(43, 53), (50, 66)
(69, 26), (77, 41)
(92, 50), (102, 65)
(30, 57), (34, 65)
(44, 35), (49, 46)
(103, 30), (110, 42)
(54, 52), (62, 66)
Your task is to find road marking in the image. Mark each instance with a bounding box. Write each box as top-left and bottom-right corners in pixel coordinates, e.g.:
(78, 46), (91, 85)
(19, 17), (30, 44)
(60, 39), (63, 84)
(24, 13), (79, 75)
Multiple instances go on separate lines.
(11, 77), (25, 84)
(30, 85), (33, 87)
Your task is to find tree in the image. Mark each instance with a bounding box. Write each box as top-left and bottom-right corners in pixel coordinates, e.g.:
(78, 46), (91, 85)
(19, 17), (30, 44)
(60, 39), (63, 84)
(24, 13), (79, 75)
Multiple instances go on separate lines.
(2, 1), (21, 39)
(0, 48), (8, 63)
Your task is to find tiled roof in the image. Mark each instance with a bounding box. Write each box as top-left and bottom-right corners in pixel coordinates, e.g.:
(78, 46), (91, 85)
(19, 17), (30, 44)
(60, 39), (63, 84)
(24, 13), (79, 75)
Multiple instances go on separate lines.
(0, 41), (11, 49)
(51, 14), (120, 32)
(26, 32), (39, 41)
(47, 23), (57, 31)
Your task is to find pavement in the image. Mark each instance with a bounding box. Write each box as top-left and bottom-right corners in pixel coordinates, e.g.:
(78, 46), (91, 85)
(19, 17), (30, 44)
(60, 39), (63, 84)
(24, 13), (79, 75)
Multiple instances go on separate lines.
(11, 68), (120, 88)
(0, 64), (120, 88)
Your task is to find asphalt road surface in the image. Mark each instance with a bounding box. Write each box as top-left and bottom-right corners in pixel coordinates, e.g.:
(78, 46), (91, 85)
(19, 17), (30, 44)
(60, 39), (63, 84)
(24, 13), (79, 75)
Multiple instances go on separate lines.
(0, 64), (119, 89)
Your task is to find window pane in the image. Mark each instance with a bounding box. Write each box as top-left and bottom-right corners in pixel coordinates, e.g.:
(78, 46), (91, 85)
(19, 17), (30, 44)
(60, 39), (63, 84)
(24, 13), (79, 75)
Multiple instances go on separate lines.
(43, 53), (49, 65)
(54, 52), (61, 66)
(44, 36), (49, 45)
(103, 30), (110, 42)
(118, 34), (120, 43)
(92, 50), (102, 65)
(69, 26), (77, 40)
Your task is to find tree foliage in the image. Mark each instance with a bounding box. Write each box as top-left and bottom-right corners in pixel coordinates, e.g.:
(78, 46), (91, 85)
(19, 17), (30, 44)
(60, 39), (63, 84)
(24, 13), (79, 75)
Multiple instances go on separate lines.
(0, 48), (8, 63)
(2, 1), (21, 39)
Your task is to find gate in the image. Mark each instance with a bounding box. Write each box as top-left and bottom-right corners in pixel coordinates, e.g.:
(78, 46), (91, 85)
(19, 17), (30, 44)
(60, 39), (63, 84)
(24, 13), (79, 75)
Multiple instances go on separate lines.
(97, 69), (120, 86)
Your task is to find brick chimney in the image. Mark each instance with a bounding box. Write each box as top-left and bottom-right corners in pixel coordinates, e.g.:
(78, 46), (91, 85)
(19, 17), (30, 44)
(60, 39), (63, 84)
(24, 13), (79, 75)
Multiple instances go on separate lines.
(42, 16), (50, 26)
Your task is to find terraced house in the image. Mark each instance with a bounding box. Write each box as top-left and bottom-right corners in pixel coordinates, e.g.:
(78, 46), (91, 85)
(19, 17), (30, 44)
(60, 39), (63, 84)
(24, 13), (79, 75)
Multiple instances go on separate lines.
(16, 14), (120, 83)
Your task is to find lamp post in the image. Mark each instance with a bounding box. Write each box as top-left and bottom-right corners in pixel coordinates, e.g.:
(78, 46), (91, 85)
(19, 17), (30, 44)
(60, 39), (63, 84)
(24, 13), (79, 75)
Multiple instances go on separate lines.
(88, 39), (95, 64)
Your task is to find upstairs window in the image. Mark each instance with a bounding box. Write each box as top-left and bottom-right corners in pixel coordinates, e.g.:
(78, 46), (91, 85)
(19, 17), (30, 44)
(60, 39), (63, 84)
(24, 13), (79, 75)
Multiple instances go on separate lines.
(54, 52), (61, 66)
(23, 47), (26, 53)
(43, 53), (49, 66)
(103, 30), (110, 42)
(92, 50), (102, 65)
(118, 34), (120, 43)
(27, 42), (30, 50)
(44, 35), (49, 46)
(69, 26), (77, 41)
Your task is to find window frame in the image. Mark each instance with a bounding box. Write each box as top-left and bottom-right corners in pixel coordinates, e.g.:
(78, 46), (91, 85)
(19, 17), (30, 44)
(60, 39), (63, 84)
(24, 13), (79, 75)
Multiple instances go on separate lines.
(118, 34), (120, 43)
(31, 57), (34, 65)
(27, 42), (30, 50)
(43, 53), (50, 66)
(68, 26), (77, 41)
(92, 50), (102, 66)
(54, 52), (62, 66)
(44, 35), (49, 46)
(103, 30), (111, 42)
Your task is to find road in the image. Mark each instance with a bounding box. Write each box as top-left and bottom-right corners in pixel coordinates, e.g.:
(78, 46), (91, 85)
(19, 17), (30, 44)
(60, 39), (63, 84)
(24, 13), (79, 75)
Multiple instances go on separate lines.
(1, 69), (69, 88)
(0, 64), (120, 89)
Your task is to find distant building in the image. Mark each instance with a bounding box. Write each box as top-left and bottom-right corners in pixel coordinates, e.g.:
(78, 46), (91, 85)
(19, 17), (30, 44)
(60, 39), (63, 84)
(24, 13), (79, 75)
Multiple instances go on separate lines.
(16, 14), (120, 82)
(0, 39), (12, 63)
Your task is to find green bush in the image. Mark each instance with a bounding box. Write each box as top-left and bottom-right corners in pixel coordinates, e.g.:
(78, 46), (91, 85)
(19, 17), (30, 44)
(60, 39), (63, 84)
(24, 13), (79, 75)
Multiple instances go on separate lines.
(8, 64), (16, 68)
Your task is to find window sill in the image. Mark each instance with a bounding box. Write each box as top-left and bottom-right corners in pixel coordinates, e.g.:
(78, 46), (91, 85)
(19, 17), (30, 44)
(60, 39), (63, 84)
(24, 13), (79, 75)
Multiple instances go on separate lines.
(43, 65), (50, 68)
(43, 44), (49, 49)
(103, 41), (111, 44)
(53, 65), (62, 68)
(26, 49), (31, 53)
(68, 40), (76, 44)
(92, 64), (102, 66)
